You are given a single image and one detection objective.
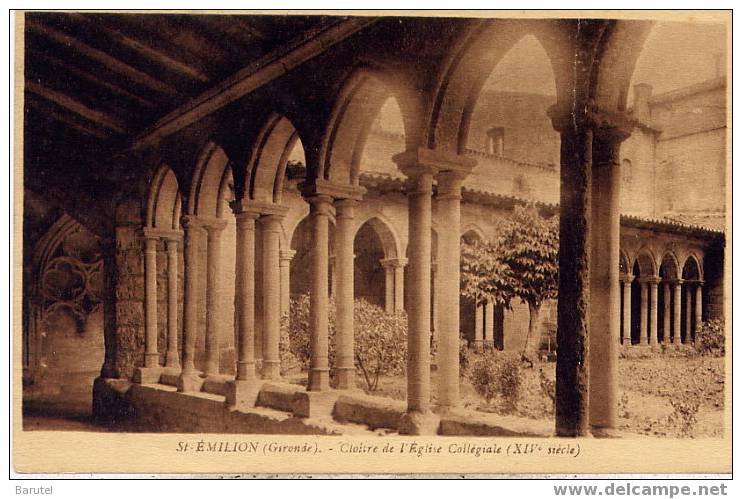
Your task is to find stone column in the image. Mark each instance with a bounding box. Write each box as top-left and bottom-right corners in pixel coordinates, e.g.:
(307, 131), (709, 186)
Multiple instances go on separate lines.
(662, 282), (671, 344)
(473, 303), (484, 352)
(588, 123), (627, 435)
(143, 234), (160, 369)
(334, 198), (358, 390)
(639, 279), (649, 345)
(648, 278), (659, 347)
(621, 276), (633, 346)
(685, 285), (693, 344)
(279, 249), (295, 321)
(694, 282), (704, 338)
(434, 167), (472, 411)
(394, 260), (406, 312)
(484, 300), (495, 349)
(260, 214), (283, 380)
(431, 260), (439, 345)
(672, 279), (683, 345)
(381, 259), (396, 313)
(178, 216), (203, 392)
(548, 105), (593, 437)
(306, 194), (333, 391)
(393, 151), (438, 433)
(203, 219), (227, 378)
(164, 236), (181, 370)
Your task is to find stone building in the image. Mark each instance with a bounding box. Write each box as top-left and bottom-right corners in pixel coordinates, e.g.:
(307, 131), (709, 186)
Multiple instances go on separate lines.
(20, 13), (727, 436)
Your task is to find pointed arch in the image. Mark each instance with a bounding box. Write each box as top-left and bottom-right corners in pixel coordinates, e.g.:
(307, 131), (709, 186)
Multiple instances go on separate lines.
(353, 214), (402, 260)
(635, 248), (658, 277)
(619, 248), (632, 275)
(659, 252), (680, 280)
(244, 113), (303, 206)
(461, 223), (487, 243)
(146, 165), (181, 230)
(188, 141), (232, 218)
(682, 254), (703, 281)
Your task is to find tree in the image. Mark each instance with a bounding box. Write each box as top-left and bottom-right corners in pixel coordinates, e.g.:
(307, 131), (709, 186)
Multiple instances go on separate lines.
(496, 204), (559, 355)
(460, 237), (512, 308)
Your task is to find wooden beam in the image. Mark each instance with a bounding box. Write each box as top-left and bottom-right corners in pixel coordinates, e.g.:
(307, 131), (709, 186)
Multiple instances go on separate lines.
(26, 96), (110, 139)
(134, 17), (377, 149)
(68, 13), (210, 83)
(26, 81), (127, 134)
(26, 18), (180, 99)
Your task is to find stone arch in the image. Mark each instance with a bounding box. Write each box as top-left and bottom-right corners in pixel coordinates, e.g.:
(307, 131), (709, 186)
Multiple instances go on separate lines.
(461, 224), (487, 243)
(659, 252), (680, 280)
(244, 113), (303, 205)
(353, 214), (401, 260)
(682, 254), (703, 281)
(289, 214), (336, 298)
(428, 19), (572, 154)
(634, 248), (658, 277)
(317, 67), (423, 185)
(187, 141), (233, 218)
(146, 165), (182, 230)
(619, 249), (631, 275)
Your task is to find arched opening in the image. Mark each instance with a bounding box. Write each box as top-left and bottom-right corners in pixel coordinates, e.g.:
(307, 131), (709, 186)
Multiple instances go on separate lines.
(682, 256), (702, 343)
(353, 222), (386, 308)
(289, 215), (336, 299)
(659, 253), (680, 343)
(631, 252), (657, 345)
(359, 97), (407, 177)
(460, 229), (485, 346)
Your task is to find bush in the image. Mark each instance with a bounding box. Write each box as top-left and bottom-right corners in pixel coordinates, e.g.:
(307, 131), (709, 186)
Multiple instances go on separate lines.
(281, 294), (407, 392)
(695, 319), (725, 357)
(469, 352), (523, 412)
(459, 338), (471, 376)
(667, 388), (702, 438)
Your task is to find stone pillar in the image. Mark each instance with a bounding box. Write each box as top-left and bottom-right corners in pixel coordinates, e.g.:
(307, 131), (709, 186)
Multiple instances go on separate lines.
(431, 260), (439, 344)
(164, 236), (181, 370)
(473, 303), (484, 352)
(588, 123), (627, 435)
(203, 219), (227, 378)
(334, 198), (358, 390)
(639, 279), (649, 345)
(382, 259), (396, 313)
(260, 214), (283, 380)
(178, 216), (203, 392)
(694, 282), (703, 338)
(394, 261), (405, 312)
(329, 255), (337, 299)
(662, 283), (671, 345)
(393, 152), (437, 433)
(672, 279), (683, 345)
(621, 276), (633, 346)
(143, 234), (160, 369)
(648, 278), (659, 347)
(306, 194), (333, 391)
(226, 208), (260, 406)
(434, 167), (472, 411)
(548, 105), (593, 437)
(685, 285), (693, 344)
(279, 249), (295, 321)
(484, 300), (495, 349)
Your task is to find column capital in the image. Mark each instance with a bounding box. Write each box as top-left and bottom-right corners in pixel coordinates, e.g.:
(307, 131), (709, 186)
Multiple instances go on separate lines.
(231, 198), (289, 218)
(200, 216), (229, 233)
(620, 274), (634, 284)
(547, 103), (635, 143)
(140, 226), (165, 241)
(305, 193), (335, 216)
(299, 178), (365, 201)
(393, 147), (477, 178)
(671, 278), (685, 286)
(380, 257), (408, 269)
(436, 168), (471, 200)
(279, 249), (296, 263)
(180, 214), (201, 231)
(638, 276), (661, 286)
(334, 197), (359, 216)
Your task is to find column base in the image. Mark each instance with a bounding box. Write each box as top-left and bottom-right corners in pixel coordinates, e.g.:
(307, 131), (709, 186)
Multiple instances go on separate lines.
(144, 353), (160, 368)
(334, 367), (355, 390)
(261, 360), (281, 380)
(164, 352), (180, 370)
(225, 379), (261, 408)
(177, 371), (204, 393)
(307, 367), (331, 392)
(398, 411), (440, 436)
(293, 390), (339, 418)
(590, 425), (623, 438)
(132, 366), (163, 384)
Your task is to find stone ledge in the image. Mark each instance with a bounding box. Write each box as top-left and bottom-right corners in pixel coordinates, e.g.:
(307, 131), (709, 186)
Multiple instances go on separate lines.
(332, 393), (405, 430)
(438, 410), (552, 437)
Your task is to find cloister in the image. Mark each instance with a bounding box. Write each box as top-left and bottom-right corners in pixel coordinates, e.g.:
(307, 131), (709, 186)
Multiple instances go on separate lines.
(21, 14), (726, 437)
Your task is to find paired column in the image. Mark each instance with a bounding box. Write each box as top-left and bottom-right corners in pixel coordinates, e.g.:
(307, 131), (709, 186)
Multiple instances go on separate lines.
(473, 303), (484, 352)
(694, 282), (704, 337)
(639, 279), (649, 345)
(178, 216), (203, 391)
(279, 249), (296, 320)
(672, 279), (683, 344)
(260, 214), (284, 380)
(648, 277), (660, 347)
(621, 275), (633, 346)
(484, 300), (495, 349)
(381, 258), (407, 313)
(685, 285), (693, 344)
(203, 218), (227, 378)
(164, 235), (181, 370)
(143, 233), (160, 369)
(588, 122), (628, 434)
(662, 282), (671, 344)
(334, 198), (358, 390)
(233, 208), (259, 382)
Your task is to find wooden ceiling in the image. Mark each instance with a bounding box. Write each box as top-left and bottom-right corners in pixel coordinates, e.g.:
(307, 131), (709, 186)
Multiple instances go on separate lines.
(23, 12), (336, 175)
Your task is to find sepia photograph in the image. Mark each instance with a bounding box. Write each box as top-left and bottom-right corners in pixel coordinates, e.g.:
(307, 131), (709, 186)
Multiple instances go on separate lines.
(11, 8), (732, 477)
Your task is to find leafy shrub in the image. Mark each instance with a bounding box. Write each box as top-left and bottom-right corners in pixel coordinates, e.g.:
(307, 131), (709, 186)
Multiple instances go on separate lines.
(667, 388), (702, 438)
(469, 352), (523, 412)
(459, 338), (471, 376)
(281, 294), (407, 392)
(695, 319), (725, 357)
